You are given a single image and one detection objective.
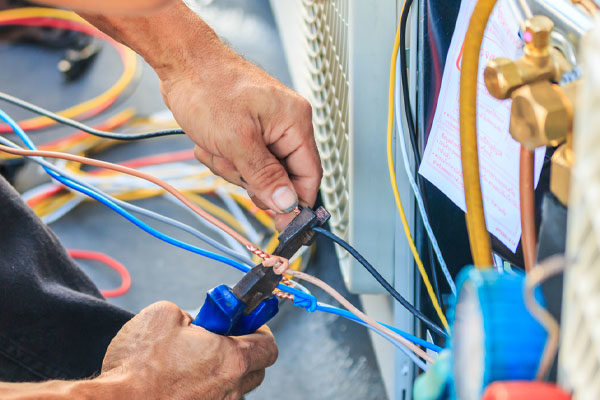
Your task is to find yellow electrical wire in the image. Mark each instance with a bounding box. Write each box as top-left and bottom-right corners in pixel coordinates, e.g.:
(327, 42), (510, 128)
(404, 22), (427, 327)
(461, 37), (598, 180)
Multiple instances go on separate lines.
(181, 192), (243, 232)
(388, 1), (450, 332)
(459, 0), (496, 268)
(0, 8), (138, 131)
(35, 186), (245, 234)
(231, 193), (275, 229)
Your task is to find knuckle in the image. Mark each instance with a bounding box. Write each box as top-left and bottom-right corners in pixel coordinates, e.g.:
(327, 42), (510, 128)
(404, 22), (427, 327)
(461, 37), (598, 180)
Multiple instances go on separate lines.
(247, 160), (287, 186)
(296, 97), (313, 120)
(265, 337), (278, 366)
(228, 346), (250, 377)
(150, 300), (180, 315)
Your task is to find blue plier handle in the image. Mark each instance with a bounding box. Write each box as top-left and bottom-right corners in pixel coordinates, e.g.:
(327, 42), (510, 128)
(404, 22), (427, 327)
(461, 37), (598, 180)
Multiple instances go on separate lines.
(192, 206), (330, 336)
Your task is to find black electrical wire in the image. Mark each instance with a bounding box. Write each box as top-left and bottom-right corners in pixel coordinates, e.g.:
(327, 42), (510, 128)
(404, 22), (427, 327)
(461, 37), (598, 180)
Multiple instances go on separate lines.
(313, 226), (448, 338)
(399, 0), (420, 165)
(399, 0), (444, 308)
(0, 91), (185, 140)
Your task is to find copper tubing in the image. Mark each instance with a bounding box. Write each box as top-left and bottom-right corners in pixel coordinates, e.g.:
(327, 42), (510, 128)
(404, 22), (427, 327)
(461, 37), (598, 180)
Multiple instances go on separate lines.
(520, 146), (537, 272)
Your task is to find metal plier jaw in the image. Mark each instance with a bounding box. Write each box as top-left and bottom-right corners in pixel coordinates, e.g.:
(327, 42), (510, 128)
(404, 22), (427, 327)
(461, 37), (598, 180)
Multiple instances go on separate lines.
(192, 206), (330, 336)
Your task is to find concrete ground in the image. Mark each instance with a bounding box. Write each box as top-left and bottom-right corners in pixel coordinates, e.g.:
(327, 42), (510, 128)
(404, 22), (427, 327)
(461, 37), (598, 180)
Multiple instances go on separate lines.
(0, 1), (388, 398)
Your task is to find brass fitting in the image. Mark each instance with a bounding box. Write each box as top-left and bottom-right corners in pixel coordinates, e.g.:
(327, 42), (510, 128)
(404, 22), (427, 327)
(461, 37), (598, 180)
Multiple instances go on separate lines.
(484, 16), (571, 99)
(510, 80), (576, 150)
(551, 143), (574, 206)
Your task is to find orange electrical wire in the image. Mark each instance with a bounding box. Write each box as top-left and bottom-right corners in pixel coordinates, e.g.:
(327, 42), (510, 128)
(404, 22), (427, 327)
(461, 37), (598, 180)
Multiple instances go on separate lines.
(289, 270), (434, 363)
(3, 145), (435, 363)
(0, 9), (138, 133)
(519, 146), (537, 272)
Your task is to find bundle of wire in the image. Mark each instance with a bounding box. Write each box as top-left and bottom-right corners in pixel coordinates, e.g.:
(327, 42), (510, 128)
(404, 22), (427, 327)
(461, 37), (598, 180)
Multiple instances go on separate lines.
(0, 108), (439, 369)
(386, 0), (451, 333)
(0, 8), (138, 133)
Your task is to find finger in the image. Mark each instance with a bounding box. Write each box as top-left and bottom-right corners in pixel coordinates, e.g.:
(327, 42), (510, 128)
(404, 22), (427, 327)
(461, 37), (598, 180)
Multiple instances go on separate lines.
(194, 146), (244, 187)
(249, 193), (270, 211)
(274, 213), (295, 232)
(228, 127), (298, 214)
(240, 369), (266, 395)
(230, 325), (278, 373)
(268, 122), (322, 207)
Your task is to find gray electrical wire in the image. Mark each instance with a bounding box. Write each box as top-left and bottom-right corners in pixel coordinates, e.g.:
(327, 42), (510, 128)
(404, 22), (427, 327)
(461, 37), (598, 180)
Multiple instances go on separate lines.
(317, 302), (428, 370)
(395, 51), (457, 295)
(0, 91), (184, 141)
(0, 136), (255, 267)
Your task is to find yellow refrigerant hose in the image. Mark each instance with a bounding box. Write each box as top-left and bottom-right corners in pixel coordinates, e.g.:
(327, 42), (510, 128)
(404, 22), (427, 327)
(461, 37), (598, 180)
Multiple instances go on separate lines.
(459, 0), (497, 268)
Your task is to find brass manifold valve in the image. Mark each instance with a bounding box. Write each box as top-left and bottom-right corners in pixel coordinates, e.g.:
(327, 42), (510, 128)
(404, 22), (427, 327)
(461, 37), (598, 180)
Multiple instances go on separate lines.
(483, 15), (578, 205)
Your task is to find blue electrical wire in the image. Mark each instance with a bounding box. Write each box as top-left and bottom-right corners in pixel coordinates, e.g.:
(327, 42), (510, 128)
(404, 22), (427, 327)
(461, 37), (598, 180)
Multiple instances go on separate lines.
(0, 107), (439, 359)
(316, 303), (442, 353)
(314, 226), (447, 338)
(394, 50), (457, 295)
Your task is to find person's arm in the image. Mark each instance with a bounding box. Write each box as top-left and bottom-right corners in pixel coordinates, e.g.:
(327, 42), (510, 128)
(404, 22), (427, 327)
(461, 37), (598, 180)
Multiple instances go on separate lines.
(80, 1), (323, 229)
(0, 374), (129, 400)
(0, 301), (277, 399)
(34, 0), (172, 14)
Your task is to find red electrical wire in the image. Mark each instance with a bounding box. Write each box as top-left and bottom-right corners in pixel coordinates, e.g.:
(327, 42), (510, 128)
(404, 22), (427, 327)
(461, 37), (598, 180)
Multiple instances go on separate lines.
(27, 185), (64, 208)
(0, 17), (130, 133)
(68, 249), (131, 298)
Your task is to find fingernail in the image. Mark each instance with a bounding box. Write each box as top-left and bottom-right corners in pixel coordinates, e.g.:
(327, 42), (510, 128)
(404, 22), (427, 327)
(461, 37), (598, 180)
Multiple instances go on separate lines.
(272, 186), (298, 213)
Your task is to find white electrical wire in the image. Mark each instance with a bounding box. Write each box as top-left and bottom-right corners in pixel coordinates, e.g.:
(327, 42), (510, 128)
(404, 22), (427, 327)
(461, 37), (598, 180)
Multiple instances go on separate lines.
(163, 194), (249, 256)
(42, 197), (84, 224)
(317, 301), (428, 370)
(215, 186), (261, 244)
(394, 50), (457, 295)
(2, 137), (255, 267)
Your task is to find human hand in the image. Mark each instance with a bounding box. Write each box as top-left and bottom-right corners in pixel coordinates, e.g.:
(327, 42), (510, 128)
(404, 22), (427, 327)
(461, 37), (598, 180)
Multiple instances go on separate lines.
(82, 1), (322, 231)
(159, 43), (322, 230)
(101, 301), (278, 400)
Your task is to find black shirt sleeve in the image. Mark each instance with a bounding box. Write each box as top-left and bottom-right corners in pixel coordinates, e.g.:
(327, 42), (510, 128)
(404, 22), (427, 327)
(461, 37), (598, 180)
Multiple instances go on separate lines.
(0, 176), (133, 382)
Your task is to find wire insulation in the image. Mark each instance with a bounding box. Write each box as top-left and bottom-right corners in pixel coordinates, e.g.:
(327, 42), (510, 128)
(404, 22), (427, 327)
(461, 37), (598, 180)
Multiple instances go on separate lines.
(0, 91), (184, 140)
(288, 269), (435, 363)
(388, 2), (450, 332)
(394, 46), (456, 295)
(68, 249), (131, 298)
(0, 109), (434, 365)
(524, 256), (564, 381)
(314, 227), (447, 338)
(0, 9), (138, 133)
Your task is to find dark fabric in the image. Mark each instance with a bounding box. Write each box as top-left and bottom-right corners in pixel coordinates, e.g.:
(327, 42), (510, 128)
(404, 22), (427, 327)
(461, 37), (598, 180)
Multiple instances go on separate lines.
(0, 176), (133, 382)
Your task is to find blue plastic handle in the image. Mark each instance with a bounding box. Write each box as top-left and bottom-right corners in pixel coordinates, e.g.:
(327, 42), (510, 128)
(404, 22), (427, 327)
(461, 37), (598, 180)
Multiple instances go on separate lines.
(192, 284), (279, 336)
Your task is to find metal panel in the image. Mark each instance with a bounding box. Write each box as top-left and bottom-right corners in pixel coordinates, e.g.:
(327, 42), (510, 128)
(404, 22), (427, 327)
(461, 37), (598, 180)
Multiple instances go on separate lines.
(271, 0), (401, 294)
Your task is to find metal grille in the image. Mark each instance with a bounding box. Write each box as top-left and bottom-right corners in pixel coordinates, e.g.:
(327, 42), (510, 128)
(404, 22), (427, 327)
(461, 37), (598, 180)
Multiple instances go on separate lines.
(301, 0), (350, 248)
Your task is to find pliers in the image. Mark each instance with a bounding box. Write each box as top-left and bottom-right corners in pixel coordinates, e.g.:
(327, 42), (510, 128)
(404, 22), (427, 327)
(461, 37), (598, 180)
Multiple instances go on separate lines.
(192, 206), (330, 336)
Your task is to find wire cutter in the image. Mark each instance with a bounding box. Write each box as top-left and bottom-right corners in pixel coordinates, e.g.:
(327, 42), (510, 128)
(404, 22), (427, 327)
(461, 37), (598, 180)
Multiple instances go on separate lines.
(192, 206), (330, 336)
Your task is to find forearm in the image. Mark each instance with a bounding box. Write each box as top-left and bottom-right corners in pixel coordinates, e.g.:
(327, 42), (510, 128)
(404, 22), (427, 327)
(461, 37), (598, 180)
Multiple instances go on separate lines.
(0, 373), (131, 400)
(80, 1), (232, 80)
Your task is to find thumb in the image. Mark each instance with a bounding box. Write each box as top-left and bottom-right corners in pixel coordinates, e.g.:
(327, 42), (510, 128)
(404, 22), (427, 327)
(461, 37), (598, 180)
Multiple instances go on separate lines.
(229, 132), (298, 213)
